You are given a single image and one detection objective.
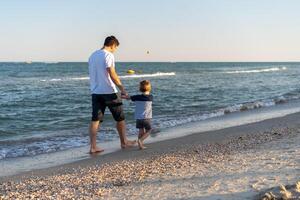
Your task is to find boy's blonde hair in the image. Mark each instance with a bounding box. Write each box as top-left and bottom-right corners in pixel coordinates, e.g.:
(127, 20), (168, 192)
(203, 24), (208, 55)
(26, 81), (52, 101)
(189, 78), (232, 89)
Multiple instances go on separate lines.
(139, 80), (151, 92)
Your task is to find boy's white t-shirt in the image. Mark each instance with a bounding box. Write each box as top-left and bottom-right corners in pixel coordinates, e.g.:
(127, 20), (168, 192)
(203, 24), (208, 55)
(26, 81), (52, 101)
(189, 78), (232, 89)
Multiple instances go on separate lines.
(88, 49), (118, 94)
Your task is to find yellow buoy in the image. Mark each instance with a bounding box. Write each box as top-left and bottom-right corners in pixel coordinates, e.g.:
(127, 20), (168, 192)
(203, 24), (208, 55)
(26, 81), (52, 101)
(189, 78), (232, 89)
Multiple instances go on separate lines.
(127, 69), (135, 74)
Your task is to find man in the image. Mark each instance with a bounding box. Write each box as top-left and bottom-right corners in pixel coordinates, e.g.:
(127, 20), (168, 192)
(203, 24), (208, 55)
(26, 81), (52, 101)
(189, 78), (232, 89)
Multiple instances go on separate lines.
(88, 36), (136, 153)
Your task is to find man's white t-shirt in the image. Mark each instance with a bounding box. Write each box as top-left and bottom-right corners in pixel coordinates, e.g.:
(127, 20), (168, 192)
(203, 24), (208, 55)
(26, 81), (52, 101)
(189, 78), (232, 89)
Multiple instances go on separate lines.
(88, 49), (118, 94)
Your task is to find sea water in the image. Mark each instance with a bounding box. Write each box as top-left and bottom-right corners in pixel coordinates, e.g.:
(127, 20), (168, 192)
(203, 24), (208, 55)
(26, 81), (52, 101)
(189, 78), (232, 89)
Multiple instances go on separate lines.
(1, 62), (300, 161)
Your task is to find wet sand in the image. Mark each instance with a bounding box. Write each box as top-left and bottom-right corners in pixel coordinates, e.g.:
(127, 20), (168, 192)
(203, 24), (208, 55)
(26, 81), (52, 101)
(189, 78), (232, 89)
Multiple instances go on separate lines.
(1, 112), (300, 199)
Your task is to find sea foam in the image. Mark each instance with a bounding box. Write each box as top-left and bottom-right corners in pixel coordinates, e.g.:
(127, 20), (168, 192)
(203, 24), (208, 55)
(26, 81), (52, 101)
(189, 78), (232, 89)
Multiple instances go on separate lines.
(225, 67), (287, 74)
(41, 72), (176, 82)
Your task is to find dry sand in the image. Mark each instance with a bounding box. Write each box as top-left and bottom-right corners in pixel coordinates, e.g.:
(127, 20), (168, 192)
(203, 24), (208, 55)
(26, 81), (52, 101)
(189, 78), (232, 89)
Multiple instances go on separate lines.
(1, 112), (300, 199)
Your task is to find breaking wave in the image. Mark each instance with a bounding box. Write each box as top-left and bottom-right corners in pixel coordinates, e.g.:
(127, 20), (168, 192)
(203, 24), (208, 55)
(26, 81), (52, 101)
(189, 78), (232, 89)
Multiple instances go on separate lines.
(225, 67), (287, 74)
(41, 72), (176, 82)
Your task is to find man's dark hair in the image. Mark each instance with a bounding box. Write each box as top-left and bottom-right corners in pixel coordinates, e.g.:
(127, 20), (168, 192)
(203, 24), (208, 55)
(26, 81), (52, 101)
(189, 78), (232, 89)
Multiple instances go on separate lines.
(104, 36), (120, 47)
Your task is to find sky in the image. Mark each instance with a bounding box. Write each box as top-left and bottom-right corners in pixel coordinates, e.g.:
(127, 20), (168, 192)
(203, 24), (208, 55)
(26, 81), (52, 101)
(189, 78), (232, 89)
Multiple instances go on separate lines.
(0, 0), (300, 62)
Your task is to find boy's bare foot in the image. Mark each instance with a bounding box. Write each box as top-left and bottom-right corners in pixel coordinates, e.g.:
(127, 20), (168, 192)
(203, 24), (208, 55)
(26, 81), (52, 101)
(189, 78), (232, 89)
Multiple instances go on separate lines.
(138, 139), (146, 150)
(121, 140), (137, 149)
(89, 147), (104, 154)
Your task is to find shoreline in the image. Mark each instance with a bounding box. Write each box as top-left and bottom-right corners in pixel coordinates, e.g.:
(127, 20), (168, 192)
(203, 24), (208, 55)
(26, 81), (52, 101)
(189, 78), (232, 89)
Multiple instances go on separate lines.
(0, 111), (299, 199)
(2, 100), (300, 179)
(1, 110), (300, 183)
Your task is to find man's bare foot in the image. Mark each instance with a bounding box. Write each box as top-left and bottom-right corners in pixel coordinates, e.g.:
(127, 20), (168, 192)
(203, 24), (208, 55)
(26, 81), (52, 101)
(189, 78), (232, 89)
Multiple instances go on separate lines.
(121, 140), (137, 149)
(89, 147), (104, 154)
(137, 139), (146, 150)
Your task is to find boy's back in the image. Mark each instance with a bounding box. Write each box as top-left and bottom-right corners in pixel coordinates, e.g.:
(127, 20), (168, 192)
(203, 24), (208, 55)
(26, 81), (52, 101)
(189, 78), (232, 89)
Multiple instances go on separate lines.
(131, 94), (153, 120)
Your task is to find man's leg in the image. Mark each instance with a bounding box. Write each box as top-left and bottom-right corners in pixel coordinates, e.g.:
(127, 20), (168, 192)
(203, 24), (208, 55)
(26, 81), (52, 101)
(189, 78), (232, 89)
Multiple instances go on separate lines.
(116, 120), (136, 149)
(108, 93), (136, 149)
(89, 120), (104, 153)
(90, 94), (105, 154)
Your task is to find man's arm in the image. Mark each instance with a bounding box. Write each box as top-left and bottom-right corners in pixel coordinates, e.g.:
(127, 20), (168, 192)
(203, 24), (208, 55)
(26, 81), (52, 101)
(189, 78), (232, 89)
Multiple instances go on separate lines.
(107, 67), (127, 96)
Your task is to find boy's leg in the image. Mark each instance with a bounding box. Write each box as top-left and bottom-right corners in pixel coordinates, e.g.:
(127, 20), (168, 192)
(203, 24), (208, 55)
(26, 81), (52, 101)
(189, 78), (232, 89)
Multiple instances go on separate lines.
(138, 128), (145, 149)
(139, 120), (152, 142)
(138, 128), (145, 139)
(138, 128), (149, 149)
(140, 129), (151, 142)
(139, 130), (151, 149)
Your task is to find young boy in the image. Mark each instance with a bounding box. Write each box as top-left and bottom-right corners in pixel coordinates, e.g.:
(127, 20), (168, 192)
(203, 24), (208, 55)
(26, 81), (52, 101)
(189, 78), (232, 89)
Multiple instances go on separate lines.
(129, 80), (153, 149)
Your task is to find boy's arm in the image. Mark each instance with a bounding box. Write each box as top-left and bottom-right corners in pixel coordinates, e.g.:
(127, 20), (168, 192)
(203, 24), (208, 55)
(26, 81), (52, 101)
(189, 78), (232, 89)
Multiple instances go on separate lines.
(130, 95), (137, 101)
(122, 95), (134, 101)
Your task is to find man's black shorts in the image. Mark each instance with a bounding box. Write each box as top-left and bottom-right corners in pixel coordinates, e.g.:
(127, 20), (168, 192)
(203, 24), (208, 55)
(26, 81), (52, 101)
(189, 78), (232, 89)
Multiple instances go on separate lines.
(91, 93), (125, 122)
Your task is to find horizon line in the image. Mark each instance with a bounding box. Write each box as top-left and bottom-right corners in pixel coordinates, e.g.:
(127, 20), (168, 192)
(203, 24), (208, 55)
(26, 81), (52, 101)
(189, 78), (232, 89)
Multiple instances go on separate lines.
(1, 60), (300, 63)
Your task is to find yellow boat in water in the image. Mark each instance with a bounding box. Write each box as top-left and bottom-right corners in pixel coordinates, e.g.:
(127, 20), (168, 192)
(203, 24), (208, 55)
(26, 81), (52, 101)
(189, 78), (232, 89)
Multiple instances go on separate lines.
(127, 69), (135, 74)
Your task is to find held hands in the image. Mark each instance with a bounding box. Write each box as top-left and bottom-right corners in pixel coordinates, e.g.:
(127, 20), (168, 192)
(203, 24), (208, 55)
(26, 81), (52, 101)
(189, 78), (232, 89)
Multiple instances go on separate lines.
(118, 85), (130, 100)
(121, 90), (130, 100)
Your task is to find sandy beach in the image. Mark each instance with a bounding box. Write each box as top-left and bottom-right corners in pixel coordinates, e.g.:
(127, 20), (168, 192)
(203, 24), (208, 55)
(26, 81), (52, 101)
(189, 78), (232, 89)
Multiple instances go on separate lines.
(1, 112), (300, 199)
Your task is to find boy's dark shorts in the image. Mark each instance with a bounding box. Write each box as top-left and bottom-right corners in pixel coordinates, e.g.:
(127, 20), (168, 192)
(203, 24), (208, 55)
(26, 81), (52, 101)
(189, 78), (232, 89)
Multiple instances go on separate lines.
(136, 119), (152, 130)
(91, 93), (125, 122)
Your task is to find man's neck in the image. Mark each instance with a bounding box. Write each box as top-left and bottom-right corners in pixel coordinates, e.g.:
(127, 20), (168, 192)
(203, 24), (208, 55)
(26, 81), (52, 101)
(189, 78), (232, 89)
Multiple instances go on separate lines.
(143, 92), (150, 95)
(102, 46), (112, 53)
